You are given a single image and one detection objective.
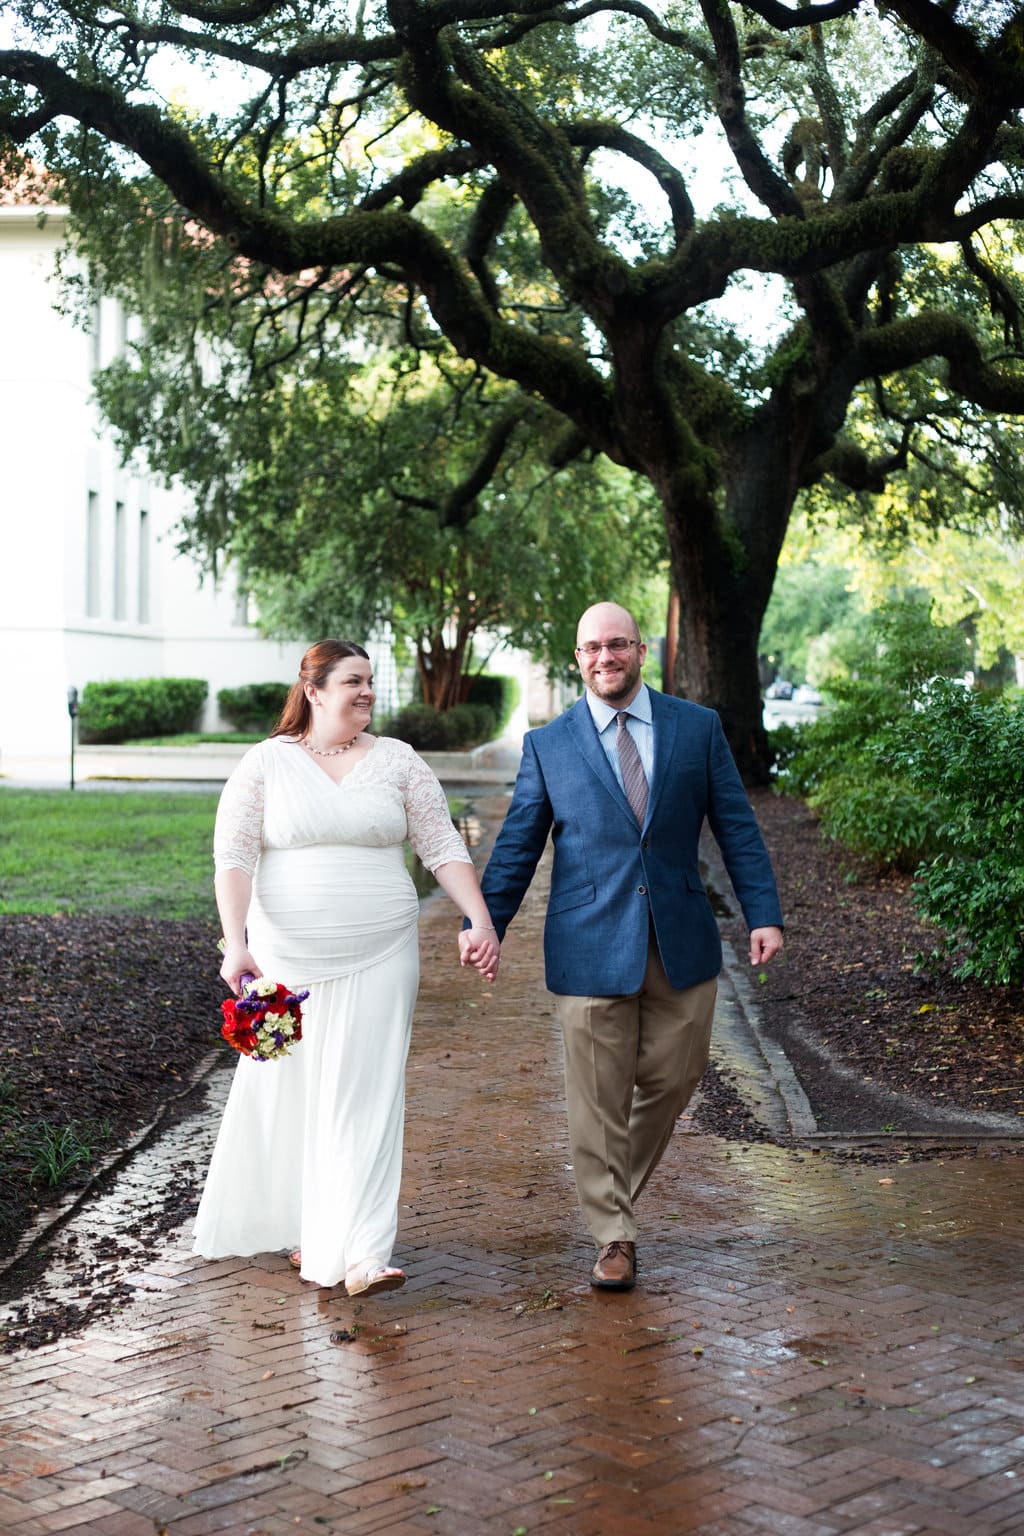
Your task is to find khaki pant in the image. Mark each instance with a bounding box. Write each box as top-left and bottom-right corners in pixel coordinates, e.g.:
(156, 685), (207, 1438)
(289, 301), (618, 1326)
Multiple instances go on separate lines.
(555, 938), (716, 1246)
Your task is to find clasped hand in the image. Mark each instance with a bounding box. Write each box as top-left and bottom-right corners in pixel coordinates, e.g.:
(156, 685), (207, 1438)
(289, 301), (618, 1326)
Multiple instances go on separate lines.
(459, 927), (500, 983)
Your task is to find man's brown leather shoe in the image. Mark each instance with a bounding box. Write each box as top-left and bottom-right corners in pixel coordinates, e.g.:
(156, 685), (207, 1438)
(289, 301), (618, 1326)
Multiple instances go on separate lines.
(591, 1240), (636, 1291)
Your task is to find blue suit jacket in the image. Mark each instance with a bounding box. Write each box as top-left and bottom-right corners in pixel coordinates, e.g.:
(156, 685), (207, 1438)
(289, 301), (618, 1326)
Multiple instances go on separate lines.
(479, 691), (783, 995)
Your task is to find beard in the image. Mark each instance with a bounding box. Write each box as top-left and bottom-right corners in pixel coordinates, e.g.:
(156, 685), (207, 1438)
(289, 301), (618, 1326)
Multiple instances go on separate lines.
(586, 659), (642, 704)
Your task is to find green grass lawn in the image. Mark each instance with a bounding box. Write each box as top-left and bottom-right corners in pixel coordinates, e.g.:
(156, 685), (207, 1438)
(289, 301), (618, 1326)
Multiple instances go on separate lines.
(0, 789), (220, 919)
(0, 787), (473, 918)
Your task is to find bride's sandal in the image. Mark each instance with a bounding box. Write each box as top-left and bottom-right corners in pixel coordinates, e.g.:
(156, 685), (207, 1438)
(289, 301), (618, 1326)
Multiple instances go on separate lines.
(288, 1250), (302, 1270)
(345, 1262), (406, 1298)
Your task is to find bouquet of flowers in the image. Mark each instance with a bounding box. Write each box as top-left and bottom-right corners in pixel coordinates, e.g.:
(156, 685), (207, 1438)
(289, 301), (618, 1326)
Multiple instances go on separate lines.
(220, 974), (310, 1063)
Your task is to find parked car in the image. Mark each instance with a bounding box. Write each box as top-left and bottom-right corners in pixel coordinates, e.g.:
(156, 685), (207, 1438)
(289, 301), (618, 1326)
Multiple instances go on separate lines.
(792, 684), (823, 705)
(765, 678), (794, 699)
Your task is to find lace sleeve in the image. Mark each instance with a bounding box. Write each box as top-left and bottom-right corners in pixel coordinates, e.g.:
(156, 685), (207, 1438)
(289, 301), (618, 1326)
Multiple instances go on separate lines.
(213, 746), (266, 876)
(402, 747), (473, 872)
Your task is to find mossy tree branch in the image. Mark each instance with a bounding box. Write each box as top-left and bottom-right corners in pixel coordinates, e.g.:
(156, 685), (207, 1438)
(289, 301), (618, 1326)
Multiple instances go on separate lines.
(856, 312), (1024, 413)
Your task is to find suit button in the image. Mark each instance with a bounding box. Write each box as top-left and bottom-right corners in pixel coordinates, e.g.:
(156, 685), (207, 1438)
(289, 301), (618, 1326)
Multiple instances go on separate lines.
(641, 839), (650, 849)
(637, 885), (647, 895)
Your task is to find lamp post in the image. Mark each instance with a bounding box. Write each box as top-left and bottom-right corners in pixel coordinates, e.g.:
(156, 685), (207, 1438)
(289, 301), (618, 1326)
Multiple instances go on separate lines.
(66, 686), (79, 791)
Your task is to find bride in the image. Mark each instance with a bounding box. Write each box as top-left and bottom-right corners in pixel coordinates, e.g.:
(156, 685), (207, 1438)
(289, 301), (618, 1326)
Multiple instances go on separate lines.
(192, 639), (499, 1295)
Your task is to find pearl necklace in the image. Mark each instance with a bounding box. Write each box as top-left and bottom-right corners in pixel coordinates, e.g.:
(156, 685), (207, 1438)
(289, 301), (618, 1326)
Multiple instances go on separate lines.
(302, 732), (361, 758)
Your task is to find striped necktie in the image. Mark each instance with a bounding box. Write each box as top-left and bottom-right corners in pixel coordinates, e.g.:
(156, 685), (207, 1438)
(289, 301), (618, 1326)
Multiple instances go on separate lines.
(615, 711), (648, 826)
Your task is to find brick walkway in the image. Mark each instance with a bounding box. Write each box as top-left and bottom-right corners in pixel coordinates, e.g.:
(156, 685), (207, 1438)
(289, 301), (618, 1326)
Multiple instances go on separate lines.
(1, 853), (1022, 1535)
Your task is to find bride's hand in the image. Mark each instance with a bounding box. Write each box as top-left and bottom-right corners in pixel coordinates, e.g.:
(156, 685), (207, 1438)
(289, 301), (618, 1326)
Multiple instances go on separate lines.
(220, 943), (262, 996)
(459, 928), (500, 983)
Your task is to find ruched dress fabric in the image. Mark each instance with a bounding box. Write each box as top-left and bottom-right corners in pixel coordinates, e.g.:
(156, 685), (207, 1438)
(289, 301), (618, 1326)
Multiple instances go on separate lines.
(193, 735), (472, 1287)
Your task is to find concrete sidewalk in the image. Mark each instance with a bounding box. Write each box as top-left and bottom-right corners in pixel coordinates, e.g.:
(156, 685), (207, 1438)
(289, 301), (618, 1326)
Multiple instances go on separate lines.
(1, 859), (1023, 1533)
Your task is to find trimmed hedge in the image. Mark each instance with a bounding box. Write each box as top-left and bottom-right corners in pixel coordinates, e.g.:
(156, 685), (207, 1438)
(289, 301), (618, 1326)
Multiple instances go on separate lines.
(465, 673), (519, 734)
(78, 677), (208, 744)
(384, 700), (498, 751)
(385, 704), (459, 751)
(217, 681), (291, 733)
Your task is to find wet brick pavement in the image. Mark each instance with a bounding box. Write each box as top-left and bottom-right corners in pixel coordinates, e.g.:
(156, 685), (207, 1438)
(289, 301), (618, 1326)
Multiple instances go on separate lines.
(1, 845), (1023, 1535)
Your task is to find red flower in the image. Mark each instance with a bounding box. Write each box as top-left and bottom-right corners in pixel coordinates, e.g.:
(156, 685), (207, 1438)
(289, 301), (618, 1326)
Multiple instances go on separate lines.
(218, 978), (308, 1062)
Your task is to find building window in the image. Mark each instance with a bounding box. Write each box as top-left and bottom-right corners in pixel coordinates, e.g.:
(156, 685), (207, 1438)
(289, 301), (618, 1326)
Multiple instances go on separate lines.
(113, 500), (127, 620)
(90, 296), (102, 373)
(86, 491), (101, 617)
(138, 509), (151, 623)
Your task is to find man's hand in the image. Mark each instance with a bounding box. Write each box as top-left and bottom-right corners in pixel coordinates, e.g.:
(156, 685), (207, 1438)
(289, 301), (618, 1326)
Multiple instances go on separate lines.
(459, 927), (500, 982)
(749, 926), (784, 966)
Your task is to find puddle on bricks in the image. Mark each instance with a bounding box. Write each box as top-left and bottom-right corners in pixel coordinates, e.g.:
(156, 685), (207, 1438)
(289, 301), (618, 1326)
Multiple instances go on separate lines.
(0, 1067), (229, 1334)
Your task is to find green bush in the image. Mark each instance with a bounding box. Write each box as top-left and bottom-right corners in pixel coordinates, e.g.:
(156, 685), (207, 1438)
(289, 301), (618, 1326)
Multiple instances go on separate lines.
(383, 700), (500, 750)
(446, 702), (499, 746)
(767, 719), (816, 789)
(808, 774), (943, 872)
(78, 677), (208, 743)
(465, 673), (519, 735)
(384, 704), (460, 751)
(217, 681), (290, 733)
(890, 679), (1024, 985)
(771, 600), (965, 870)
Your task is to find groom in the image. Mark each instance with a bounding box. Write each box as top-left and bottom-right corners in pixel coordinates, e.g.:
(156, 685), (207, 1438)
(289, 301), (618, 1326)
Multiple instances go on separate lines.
(462, 602), (784, 1291)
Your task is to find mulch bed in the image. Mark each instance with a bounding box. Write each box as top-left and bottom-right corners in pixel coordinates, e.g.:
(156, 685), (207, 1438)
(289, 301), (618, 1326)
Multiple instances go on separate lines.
(719, 789), (1024, 1126)
(0, 914), (223, 1263)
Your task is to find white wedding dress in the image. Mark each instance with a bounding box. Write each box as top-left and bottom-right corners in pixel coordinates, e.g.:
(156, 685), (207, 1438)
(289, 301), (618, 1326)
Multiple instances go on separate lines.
(192, 734), (471, 1286)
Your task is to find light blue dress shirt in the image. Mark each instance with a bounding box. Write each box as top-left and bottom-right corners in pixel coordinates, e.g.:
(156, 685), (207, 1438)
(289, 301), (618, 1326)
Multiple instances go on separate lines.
(585, 684), (654, 795)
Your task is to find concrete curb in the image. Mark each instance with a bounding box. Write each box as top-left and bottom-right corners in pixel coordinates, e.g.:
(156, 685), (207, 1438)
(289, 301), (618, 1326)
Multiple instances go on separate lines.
(714, 942), (819, 1139)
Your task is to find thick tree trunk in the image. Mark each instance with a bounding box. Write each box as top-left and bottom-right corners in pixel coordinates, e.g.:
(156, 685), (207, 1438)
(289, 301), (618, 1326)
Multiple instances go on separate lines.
(673, 562), (772, 783)
(416, 632), (473, 711)
(662, 587), (679, 695)
(657, 441), (794, 785)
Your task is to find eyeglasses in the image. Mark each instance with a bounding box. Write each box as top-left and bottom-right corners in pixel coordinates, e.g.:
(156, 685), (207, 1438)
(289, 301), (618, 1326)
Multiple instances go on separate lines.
(575, 638), (639, 657)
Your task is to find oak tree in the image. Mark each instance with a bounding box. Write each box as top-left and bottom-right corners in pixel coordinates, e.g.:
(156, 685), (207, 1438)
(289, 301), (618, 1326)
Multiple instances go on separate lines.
(5, 0), (1024, 776)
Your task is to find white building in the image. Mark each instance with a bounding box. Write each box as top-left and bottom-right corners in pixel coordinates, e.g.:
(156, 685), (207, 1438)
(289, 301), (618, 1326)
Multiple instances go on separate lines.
(0, 192), (305, 778)
(0, 188), (540, 784)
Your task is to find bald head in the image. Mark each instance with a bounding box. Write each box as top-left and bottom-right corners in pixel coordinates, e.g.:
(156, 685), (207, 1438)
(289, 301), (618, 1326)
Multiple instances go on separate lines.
(576, 603), (641, 649)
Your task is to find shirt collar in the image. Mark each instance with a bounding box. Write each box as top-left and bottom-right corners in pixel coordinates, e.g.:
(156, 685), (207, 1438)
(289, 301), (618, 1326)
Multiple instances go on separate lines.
(586, 682), (652, 733)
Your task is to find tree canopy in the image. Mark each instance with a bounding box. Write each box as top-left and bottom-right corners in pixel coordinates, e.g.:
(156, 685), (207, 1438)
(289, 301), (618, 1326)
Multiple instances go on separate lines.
(4, 0), (1024, 776)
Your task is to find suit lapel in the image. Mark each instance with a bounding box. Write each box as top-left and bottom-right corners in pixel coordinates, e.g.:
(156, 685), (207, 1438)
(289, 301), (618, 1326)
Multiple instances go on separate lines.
(566, 697), (636, 825)
(645, 690), (680, 828)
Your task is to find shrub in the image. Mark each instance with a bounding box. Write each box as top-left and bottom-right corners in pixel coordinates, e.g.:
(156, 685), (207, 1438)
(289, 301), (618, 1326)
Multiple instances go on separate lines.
(767, 719), (816, 789)
(217, 681), (291, 733)
(770, 599), (965, 870)
(384, 699), (501, 750)
(890, 679), (1024, 985)
(384, 704), (460, 751)
(465, 673), (519, 735)
(808, 774), (943, 872)
(446, 702), (499, 746)
(78, 677), (208, 743)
